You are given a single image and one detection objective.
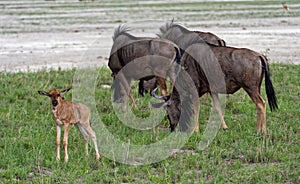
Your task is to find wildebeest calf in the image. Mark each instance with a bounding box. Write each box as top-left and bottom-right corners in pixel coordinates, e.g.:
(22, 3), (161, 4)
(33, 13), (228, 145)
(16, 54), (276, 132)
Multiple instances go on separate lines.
(38, 88), (100, 162)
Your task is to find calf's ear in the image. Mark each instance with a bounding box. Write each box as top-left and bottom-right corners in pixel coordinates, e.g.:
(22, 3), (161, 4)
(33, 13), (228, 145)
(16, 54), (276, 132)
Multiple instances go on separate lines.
(60, 87), (72, 95)
(38, 91), (50, 97)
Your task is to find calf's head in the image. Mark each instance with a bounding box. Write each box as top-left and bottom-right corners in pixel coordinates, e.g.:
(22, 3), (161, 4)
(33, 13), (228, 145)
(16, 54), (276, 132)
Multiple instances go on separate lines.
(38, 88), (71, 107)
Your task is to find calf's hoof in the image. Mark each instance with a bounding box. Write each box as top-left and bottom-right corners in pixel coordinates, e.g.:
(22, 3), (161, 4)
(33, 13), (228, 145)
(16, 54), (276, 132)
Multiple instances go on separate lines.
(64, 156), (69, 162)
(96, 153), (100, 160)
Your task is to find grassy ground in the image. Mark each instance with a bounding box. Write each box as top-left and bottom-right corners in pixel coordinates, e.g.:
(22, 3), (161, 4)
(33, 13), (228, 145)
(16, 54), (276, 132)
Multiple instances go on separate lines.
(1, 0), (299, 183)
(0, 64), (299, 183)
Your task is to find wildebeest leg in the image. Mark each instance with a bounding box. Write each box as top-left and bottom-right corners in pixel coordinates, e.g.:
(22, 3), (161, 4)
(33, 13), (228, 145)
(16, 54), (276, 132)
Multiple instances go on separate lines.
(118, 71), (137, 108)
(244, 88), (266, 133)
(123, 77), (137, 108)
(169, 82), (174, 95)
(138, 80), (144, 97)
(63, 123), (70, 162)
(193, 101), (199, 133)
(129, 90), (137, 108)
(211, 93), (228, 130)
(76, 123), (89, 156)
(156, 77), (168, 96)
(56, 125), (61, 161)
(83, 123), (100, 160)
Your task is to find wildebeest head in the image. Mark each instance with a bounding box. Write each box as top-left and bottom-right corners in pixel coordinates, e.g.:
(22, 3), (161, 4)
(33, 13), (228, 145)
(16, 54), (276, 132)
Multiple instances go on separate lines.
(151, 87), (180, 131)
(151, 69), (198, 133)
(38, 88), (71, 108)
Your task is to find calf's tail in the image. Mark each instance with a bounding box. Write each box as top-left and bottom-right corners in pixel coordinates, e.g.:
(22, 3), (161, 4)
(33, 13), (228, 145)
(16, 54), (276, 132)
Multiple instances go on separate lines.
(260, 56), (278, 111)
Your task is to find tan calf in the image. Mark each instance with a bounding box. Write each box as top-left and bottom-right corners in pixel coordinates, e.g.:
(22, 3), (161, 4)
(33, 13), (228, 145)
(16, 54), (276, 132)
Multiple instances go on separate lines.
(38, 88), (100, 162)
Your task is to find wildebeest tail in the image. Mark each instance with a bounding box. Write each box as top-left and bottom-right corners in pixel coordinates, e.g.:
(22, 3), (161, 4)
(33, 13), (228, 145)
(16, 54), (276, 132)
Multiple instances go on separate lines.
(175, 46), (181, 64)
(260, 56), (278, 111)
(171, 46), (181, 78)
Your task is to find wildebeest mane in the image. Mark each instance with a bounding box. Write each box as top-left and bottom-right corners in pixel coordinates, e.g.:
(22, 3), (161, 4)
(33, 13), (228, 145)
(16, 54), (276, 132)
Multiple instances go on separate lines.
(158, 18), (175, 36)
(112, 24), (135, 42)
(158, 19), (190, 38)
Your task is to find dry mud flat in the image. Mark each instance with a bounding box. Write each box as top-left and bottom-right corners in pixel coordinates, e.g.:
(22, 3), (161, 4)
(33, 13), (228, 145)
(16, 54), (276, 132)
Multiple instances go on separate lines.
(1, 0), (300, 72)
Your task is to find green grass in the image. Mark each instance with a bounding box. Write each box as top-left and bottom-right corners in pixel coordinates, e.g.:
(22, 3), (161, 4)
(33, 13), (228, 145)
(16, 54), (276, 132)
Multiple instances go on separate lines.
(0, 64), (299, 183)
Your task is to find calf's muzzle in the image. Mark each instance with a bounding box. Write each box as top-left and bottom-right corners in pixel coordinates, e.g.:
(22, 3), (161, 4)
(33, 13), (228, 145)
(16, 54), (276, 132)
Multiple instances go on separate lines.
(52, 99), (58, 106)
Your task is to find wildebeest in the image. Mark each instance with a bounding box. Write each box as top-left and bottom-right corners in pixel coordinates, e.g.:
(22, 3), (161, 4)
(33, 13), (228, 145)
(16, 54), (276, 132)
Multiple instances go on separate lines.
(153, 41), (278, 133)
(38, 88), (100, 162)
(108, 25), (181, 106)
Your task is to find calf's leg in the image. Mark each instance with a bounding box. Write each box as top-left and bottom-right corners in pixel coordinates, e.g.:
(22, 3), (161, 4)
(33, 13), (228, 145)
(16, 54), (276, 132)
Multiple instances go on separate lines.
(82, 122), (100, 160)
(56, 125), (61, 161)
(63, 123), (70, 162)
(76, 123), (89, 156)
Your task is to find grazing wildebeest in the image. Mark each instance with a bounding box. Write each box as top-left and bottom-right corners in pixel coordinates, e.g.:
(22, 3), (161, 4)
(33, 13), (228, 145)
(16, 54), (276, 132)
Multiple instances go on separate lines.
(108, 25), (181, 106)
(38, 88), (100, 162)
(153, 41), (278, 134)
(155, 20), (278, 133)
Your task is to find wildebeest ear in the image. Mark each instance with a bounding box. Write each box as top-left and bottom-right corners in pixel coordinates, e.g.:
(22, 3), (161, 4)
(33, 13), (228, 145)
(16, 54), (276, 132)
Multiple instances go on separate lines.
(60, 87), (72, 95)
(38, 91), (50, 97)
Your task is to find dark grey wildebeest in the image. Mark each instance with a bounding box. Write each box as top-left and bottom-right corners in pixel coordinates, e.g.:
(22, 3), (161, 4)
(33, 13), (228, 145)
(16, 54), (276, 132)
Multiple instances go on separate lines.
(153, 42), (278, 134)
(108, 25), (181, 107)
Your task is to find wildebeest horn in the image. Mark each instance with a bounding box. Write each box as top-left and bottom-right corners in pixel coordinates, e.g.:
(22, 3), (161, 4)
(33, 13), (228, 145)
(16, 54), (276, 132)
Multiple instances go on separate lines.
(151, 87), (170, 101)
(151, 87), (171, 108)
